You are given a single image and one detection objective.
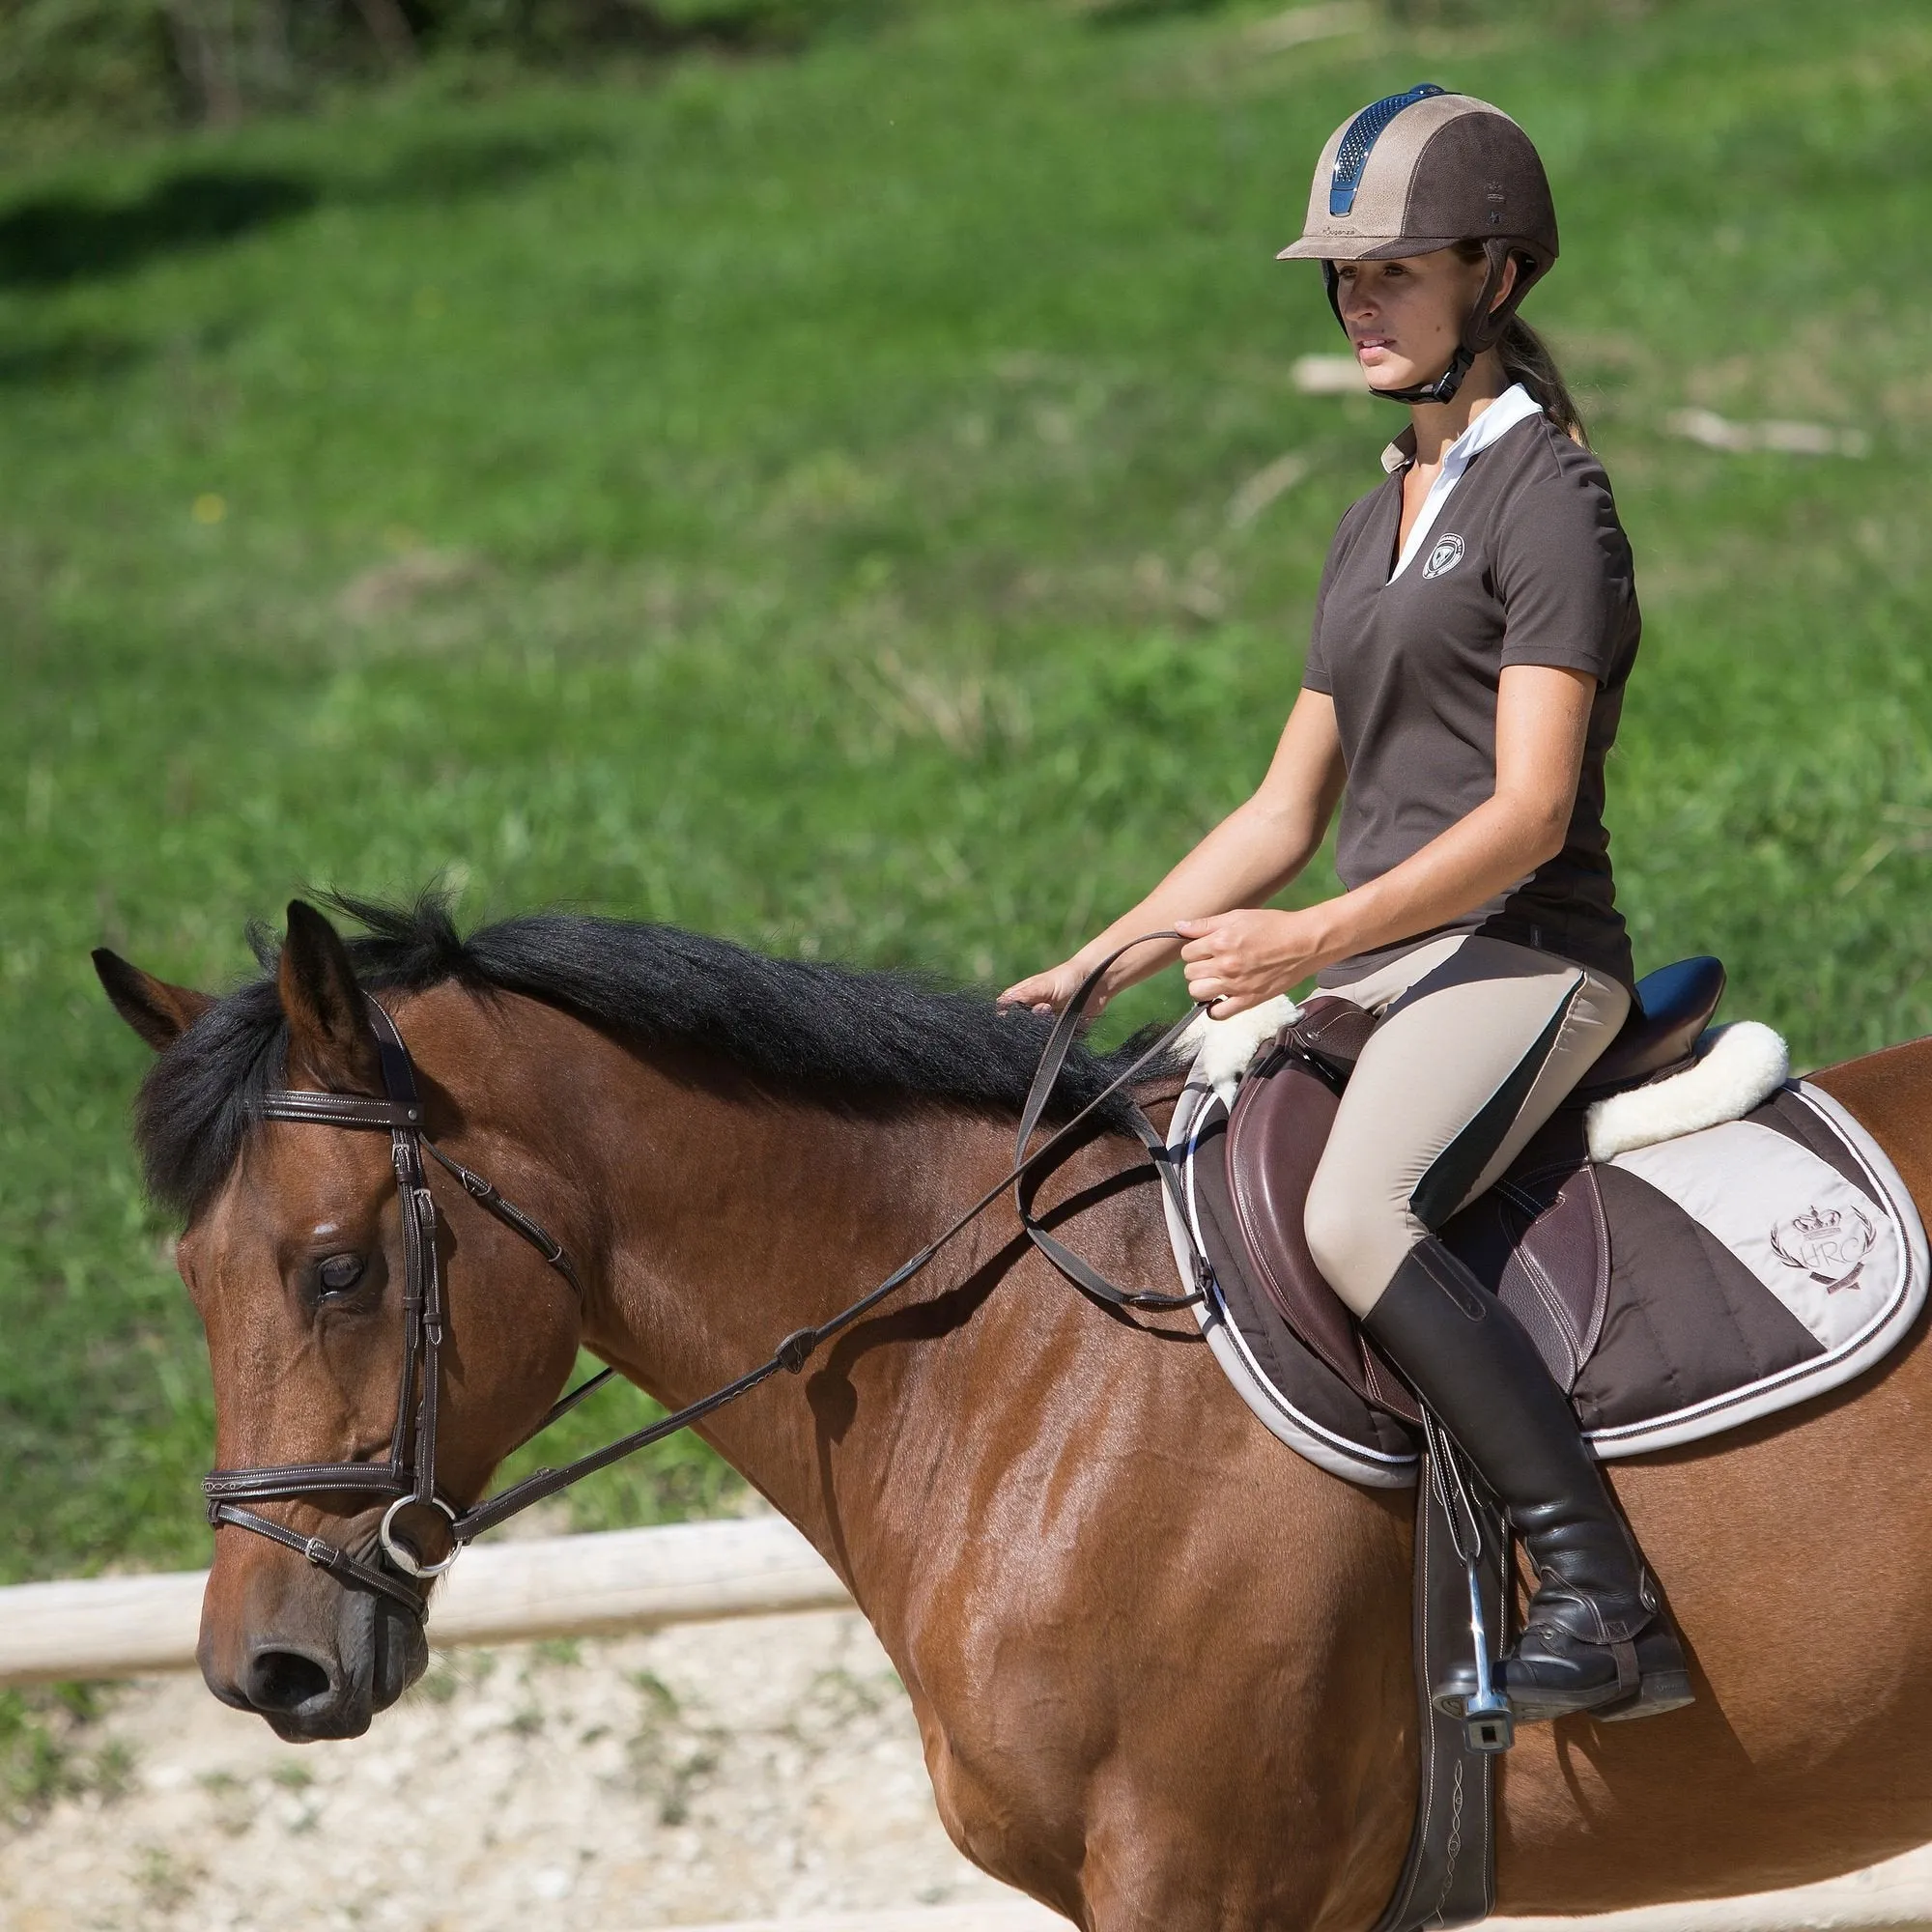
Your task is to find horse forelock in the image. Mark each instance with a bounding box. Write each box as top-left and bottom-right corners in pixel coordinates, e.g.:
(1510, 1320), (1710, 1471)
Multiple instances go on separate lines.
(132, 889), (1161, 1220)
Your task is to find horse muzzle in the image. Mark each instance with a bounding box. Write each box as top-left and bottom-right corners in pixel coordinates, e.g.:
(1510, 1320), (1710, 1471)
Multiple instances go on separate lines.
(202, 1557), (428, 1742)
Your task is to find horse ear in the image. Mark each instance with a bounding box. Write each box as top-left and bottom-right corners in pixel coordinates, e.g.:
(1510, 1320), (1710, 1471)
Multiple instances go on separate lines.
(93, 950), (215, 1052)
(277, 900), (383, 1094)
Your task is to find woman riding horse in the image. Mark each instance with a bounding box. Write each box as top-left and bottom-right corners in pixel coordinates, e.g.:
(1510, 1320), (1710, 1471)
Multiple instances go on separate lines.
(1002, 87), (1690, 1727)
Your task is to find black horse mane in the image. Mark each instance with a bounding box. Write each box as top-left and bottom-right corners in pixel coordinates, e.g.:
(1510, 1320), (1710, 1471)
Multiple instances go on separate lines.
(134, 891), (1167, 1218)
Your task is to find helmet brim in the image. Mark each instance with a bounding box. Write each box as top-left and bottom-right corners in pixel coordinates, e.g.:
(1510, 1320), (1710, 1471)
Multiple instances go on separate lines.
(1275, 234), (1465, 262)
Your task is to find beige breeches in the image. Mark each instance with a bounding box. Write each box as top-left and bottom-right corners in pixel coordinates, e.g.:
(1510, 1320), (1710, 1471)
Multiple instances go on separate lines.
(1302, 934), (1631, 1317)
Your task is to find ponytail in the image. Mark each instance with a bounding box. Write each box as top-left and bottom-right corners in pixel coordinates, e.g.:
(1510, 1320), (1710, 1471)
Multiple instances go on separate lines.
(1452, 240), (1587, 444)
(1496, 314), (1587, 446)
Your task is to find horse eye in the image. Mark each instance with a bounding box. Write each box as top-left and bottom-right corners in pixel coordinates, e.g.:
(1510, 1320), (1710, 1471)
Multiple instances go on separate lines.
(317, 1253), (366, 1296)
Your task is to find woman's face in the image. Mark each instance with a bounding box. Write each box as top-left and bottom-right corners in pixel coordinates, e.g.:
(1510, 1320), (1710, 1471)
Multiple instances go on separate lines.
(1333, 247), (1508, 393)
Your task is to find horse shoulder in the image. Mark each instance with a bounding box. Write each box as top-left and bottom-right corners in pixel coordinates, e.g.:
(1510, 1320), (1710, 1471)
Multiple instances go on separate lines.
(877, 1136), (1415, 1924)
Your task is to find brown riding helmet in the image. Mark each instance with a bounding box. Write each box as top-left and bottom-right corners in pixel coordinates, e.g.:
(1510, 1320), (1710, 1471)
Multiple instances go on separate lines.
(1277, 85), (1559, 404)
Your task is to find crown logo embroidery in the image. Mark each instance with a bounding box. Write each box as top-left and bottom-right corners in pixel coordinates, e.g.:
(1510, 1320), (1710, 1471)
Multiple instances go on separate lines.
(1770, 1203), (1875, 1294)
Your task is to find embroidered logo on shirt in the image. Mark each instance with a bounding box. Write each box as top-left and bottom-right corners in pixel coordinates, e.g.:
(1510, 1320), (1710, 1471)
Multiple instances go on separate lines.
(1422, 532), (1465, 581)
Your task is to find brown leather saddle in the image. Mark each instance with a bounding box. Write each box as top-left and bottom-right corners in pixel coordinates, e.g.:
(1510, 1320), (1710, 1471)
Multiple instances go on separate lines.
(1223, 957), (1727, 1424)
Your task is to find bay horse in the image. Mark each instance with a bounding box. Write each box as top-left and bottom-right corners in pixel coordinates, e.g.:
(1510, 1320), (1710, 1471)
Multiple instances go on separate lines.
(94, 894), (1932, 1930)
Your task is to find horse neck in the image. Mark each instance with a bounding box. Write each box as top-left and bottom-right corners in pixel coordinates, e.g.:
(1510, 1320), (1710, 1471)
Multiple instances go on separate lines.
(419, 982), (1124, 1569)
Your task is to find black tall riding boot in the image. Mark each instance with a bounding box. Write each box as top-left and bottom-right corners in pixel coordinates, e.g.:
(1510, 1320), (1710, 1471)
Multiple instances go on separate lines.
(1361, 1238), (1693, 1724)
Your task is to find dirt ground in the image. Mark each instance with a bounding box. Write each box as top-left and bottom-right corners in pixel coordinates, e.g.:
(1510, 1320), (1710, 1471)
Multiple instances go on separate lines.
(0, 1608), (1029, 1932)
(9, 1604), (1932, 1932)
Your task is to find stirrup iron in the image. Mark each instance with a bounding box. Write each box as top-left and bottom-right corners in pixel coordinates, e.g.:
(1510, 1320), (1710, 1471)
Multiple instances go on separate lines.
(1460, 1550), (1514, 1754)
(1425, 1410), (1514, 1753)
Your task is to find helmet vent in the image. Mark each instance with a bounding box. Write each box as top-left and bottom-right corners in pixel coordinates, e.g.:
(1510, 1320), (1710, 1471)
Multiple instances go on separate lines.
(1328, 83), (1446, 217)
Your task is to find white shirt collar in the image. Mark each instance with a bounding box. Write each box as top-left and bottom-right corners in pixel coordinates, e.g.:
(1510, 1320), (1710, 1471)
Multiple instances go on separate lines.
(1382, 383), (1545, 582)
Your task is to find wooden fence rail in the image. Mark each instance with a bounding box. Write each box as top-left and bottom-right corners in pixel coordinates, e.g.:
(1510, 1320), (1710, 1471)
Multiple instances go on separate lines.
(0, 1516), (851, 1688)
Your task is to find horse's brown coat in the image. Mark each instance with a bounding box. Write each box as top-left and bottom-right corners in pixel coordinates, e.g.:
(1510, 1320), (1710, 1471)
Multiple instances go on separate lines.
(109, 944), (1932, 1930)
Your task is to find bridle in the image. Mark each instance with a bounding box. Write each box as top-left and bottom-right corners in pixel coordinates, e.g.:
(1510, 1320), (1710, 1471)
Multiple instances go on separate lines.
(203, 937), (1217, 1620)
(204, 999), (596, 1616)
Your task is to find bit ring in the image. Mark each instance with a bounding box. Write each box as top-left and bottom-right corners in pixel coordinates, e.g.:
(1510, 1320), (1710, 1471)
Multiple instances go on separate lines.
(380, 1495), (461, 1577)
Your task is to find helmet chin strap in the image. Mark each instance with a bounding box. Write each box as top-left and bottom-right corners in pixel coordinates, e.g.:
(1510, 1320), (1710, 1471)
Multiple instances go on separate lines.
(1322, 242), (1518, 410)
(1370, 341), (1476, 407)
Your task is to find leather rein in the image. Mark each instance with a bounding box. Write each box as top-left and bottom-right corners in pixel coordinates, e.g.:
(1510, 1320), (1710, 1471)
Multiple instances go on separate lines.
(205, 936), (1216, 1620)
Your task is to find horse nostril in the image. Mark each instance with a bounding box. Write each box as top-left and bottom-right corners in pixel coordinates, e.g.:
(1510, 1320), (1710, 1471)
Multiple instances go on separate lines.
(245, 1647), (334, 1714)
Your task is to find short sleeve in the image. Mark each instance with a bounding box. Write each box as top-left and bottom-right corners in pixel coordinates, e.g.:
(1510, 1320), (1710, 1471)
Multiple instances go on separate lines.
(1493, 449), (1635, 685)
(1302, 506), (1360, 695)
(1303, 570), (1335, 694)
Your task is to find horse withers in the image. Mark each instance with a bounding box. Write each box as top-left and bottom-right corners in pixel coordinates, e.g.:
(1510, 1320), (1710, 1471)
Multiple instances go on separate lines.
(95, 895), (1932, 1929)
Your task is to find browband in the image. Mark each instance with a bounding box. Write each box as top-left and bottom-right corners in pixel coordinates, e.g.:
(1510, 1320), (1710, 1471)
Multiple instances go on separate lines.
(258, 1092), (424, 1129)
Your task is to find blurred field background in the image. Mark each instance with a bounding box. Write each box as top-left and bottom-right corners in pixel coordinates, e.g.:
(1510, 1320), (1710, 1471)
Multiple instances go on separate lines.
(4, 0), (1930, 1645)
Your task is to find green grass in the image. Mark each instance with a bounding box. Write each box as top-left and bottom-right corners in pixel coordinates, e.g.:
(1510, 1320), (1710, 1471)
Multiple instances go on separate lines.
(5, 0), (1932, 1582)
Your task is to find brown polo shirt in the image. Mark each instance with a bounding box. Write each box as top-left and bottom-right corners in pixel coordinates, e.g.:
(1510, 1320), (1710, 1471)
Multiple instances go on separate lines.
(1303, 409), (1640, 990)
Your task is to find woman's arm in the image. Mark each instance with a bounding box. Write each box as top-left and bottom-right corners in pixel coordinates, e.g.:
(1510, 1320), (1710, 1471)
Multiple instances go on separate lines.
(1176, 663), (1597, 1016)
(998, 688), (1348, 1015)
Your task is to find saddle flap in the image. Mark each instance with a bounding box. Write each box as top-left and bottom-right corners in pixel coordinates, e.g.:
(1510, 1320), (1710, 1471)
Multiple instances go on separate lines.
(1226, 1041), (1422, 1424)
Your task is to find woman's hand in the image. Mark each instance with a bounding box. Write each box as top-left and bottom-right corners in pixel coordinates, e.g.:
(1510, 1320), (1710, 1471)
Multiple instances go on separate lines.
(1174, 908), (1327, 1018)
(998, 956), (1105, 1019)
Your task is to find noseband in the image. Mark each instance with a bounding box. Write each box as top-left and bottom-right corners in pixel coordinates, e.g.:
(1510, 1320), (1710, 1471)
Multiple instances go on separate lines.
(206, 941), (1213, 1621)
